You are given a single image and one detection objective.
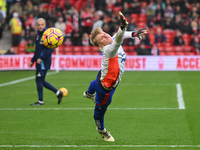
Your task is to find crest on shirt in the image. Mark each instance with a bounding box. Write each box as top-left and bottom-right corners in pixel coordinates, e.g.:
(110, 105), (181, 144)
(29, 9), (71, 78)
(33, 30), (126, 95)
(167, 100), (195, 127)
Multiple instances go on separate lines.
(36, 35), (39, 40)
(39, 37), (43, 44)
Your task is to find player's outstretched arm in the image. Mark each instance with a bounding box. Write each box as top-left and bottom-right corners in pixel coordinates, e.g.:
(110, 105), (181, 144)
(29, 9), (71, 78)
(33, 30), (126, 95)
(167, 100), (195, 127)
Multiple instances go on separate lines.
(108, 11), (129, 57)
(119, 11), (129, 31)
(114, 11), (129, 45)
(132, 27), (149, 40)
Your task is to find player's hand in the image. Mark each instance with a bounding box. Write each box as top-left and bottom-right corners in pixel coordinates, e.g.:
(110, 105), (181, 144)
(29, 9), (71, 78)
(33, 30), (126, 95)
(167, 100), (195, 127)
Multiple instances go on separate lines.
(37, 58), (42, 64)
(119, 11), (128, 31)
(29, 62), (33, 68)
(132, 27), (149, 40)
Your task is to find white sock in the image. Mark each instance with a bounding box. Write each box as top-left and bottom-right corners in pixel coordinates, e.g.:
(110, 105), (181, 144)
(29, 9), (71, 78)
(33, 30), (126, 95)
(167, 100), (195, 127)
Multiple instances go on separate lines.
(56, 90), (60, 96)
(38, 100), (44, 104)
(98, 128), (107, 133)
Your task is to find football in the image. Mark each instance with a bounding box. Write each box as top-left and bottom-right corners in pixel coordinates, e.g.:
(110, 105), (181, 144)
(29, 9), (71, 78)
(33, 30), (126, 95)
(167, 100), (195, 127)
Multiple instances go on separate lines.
(42, 27), (64, 49)
(59, 87), (68, 97)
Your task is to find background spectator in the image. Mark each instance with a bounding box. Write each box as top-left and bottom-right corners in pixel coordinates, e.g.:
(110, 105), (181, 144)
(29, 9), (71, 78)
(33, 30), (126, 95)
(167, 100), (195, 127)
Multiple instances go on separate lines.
(54, 17), (66, 36)
(81, 33), (90, 46)
(173, 29), (184, 46)
(64, 18), (73, 41)
(135, 42), (151, 55)
(122, 2), (131, 17)
(130, 1), (140, 14)
(162, 14), (175, 30)
(151, 44), (160, 55)
(71, 26), (82, 46)
(0, 6), (6, 39)
(26, 38), (35, 53)
(9, 12), (22, 47)
(5, 47), (15, 54)
(154, 27), (166, 45)
(180, 18), (193, 34)
(24, 0), (33, 14)
(81, 6), (93, 34)
(9, 0), (22, 17)
(190, 34), (200, 54)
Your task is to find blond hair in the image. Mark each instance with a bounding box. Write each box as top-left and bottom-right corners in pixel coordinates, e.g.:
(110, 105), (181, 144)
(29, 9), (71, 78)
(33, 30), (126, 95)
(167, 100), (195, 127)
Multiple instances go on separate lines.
(37, 18), (46, 24)
(90, 27), (103, 47)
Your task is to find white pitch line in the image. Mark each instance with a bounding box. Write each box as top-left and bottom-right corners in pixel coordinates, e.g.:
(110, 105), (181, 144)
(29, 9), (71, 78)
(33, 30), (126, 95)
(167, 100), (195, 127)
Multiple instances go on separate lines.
(176, 83), (185, 109)
(0, 107), (180, 111)
(0, 145), (200, 148)
(0, 72), (57, 87)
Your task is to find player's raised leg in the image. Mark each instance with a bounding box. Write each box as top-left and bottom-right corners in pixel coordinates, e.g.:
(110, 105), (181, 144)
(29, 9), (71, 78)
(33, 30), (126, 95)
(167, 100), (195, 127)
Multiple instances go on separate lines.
(83, 80), (96, 104)
(94, 105), (115, 142)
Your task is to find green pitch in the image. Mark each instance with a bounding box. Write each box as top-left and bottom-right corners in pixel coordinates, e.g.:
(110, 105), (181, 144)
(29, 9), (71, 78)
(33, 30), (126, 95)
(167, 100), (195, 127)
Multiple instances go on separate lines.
(0, 70), (200, 150)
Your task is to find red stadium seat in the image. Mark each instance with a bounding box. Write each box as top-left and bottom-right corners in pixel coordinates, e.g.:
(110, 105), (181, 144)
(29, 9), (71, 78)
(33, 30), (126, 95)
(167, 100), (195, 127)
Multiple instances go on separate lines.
(163, 29), (173, 35)
(63, 46), (73, 55)
(156, 42), (163, 47)
(113, 7), (122, 14)
(69, 0), (76, 5)
(58, 45), (64, 53)
(18, 41), (27, 54)
(93, 51), (101, 55)
(133, 52), (137, 55)
(185, 52), (195, 55)
(18, 51), (27, 54)
(82, 46), (92, 55)
(165, 46), (174, 52)
(157, 46), (164, 52)
(122, 46), (128, 53)
(184, 45), (193, 52)
(73, 46), (82, 55)
(91, 46), (100, 55)
(174, 46), (183, 52)
(51, 0), (59, 4)
(182, 34), (191, 45)
(182, 33), (190, 39)
(163, 42), (173, 46)
(138, 14), (147, 22)
(164, 33), (174, 44)
(130, 14), (139, 22)
(166, 52), (175, 55)
(59, 51), (65, 55)
(59, 0), (66, 9)
(126, 51), (137, 55)
(176, 52), (185, 55)
(159, 52), (166, 56)
(137, 22), (146, 28)
(74, 0), (84, 11)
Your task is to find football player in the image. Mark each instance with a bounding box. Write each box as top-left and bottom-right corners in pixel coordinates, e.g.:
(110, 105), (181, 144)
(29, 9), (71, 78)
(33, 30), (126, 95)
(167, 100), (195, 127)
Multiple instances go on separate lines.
(29, 18), (63, 105)
(83, 12), (148, 141)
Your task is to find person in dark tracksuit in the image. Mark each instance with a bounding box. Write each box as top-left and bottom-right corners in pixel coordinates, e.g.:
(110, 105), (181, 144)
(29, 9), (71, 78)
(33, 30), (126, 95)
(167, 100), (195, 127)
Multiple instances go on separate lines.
(29, 18), (63, 105)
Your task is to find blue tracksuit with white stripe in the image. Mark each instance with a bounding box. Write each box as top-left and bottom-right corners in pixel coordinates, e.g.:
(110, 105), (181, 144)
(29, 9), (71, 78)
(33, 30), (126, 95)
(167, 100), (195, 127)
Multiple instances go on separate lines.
(31, 28), (57, 102)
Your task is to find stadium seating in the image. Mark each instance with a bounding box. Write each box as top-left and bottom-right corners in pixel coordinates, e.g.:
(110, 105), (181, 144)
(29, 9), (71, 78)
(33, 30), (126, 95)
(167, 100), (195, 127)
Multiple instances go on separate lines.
(16, 44), (196, 56)
(82, 46), (92, 55)
(130, 14), (139, 22)
(174, 46), (183, 53)
(92, 46), (101, 55)
(182, 34), (191, 45)
(63, 46), (73, 55)
(73, 46), (82, 55)
(18, 41), (27, 54)
(113, 7), (122, 14)
(11, 0), (198, 57)
(165, 46), (174, 52)
(138, 14), (147, 22)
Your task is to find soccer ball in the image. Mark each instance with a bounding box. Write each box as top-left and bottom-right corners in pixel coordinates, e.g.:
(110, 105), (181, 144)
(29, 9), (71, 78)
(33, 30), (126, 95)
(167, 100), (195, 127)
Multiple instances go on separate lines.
(59, 87), (68, 97)
(42, 27), (64, 49)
